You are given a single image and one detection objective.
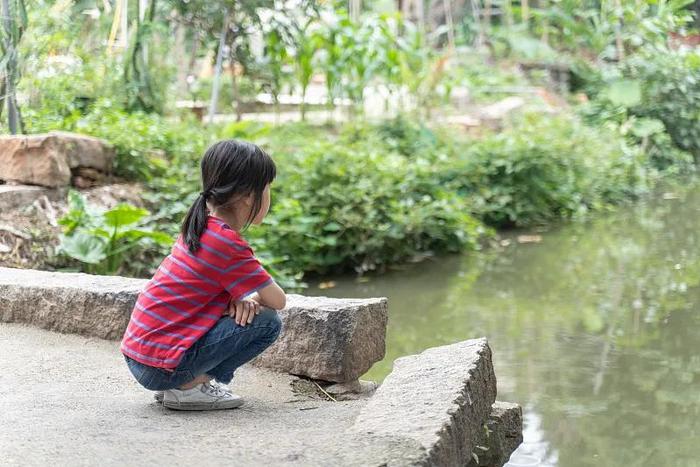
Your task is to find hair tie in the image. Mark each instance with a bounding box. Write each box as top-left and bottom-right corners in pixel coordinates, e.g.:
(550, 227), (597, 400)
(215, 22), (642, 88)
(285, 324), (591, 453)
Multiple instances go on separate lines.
(200, 190), (210, 198)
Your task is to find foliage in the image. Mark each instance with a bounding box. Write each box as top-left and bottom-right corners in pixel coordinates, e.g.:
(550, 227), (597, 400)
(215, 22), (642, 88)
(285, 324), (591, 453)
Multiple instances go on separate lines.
(625, 47), (700, 161)
(515, 0), (694, 60)
(27, 98), (214, 180)
(14, 0), (700, 287)
(450, 113), (652, 227)
(58, 190), (172, 275)
(123, 0), (161, 113)
(247, 139), (486, 276)
(579, 46), (700, 166)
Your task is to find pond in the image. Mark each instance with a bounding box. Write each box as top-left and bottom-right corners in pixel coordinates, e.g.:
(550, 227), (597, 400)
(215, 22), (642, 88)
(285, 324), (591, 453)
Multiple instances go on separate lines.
(307, 183), (700, 467)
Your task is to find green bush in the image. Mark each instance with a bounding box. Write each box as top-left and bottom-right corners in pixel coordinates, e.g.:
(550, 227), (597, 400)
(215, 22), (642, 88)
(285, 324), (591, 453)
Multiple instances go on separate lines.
(40, 112), (687, 284)
(447, 114), (652, 227)
(626, 48), (700, 161)
(245, 140), (486, 276)
(28, 98), (215, 180)
(579, 47), (700, 166)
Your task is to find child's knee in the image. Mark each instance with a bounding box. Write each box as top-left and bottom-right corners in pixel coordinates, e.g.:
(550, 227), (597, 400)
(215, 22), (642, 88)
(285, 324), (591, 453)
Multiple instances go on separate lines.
(256, 307), (282, 340)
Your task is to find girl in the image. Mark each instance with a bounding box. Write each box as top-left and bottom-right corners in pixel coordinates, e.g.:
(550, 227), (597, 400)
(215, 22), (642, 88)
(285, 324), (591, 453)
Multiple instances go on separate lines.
(121, 140), (286, 411)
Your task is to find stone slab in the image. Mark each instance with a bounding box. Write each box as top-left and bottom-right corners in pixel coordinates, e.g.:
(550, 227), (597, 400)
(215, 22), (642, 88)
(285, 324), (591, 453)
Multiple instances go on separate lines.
(251, 294), (388, 382)
(0, 267), (387, 382)
(0, 267), (144, 339)
(347, 338), (498, 466)
(466, 401), (524, 467)
(0, 185), (66, 211)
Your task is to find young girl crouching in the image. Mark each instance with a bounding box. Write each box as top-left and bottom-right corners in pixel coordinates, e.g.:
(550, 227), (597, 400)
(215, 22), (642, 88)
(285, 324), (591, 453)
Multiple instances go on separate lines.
(121, 140), (286, 411)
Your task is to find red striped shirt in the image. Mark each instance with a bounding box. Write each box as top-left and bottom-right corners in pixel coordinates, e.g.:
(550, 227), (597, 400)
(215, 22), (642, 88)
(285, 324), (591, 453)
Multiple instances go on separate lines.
(120, 215), (274, 369)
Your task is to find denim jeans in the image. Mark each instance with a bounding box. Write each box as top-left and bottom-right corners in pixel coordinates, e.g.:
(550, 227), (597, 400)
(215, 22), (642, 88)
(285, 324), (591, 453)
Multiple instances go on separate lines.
(124, 307), (282, 391)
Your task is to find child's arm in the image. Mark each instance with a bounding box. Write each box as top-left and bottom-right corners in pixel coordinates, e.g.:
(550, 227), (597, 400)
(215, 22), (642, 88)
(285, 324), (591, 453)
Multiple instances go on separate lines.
(249, 281), (286, 310)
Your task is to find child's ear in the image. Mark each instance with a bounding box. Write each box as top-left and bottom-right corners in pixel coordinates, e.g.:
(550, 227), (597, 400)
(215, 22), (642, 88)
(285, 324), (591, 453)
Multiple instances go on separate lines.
(243, 192), (254, 206)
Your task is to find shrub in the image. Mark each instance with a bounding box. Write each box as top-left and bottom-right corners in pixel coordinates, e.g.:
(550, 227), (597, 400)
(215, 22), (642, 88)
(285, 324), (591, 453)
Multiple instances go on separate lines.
(246, 140), (486, 276)
(28, 98), (215, 180)
(447, 114), (651, 227)
(626, 48), (700, 161)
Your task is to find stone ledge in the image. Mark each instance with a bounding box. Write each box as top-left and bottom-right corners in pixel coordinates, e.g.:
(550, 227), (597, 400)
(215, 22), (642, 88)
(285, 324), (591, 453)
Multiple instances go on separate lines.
(251, 294), (387, 382)
(466, 401), (524, 467)
(0, 267), (387, 383)
(345, 338), (503, 466)
(0, 267), (145, 339)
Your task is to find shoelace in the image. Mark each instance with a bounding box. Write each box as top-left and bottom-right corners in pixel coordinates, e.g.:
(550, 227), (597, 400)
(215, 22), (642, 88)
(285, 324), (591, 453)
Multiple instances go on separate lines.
(202, 381), (229, 398)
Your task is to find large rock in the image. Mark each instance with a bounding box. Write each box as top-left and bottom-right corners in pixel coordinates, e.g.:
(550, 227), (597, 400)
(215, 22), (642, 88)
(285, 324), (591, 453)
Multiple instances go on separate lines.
(0, 132), (115, 188)
(466, 401), (524, 467)
(0, 267), (387, 382)
(250, 294), (388, 383)
(347, 338), (498, 466)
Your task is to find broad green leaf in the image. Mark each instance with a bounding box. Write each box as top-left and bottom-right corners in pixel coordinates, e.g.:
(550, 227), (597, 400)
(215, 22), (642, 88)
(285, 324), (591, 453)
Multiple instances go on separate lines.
(103, 204), (149, 228)
(59, 233), (107, 264)
(323, 221), (343, 232)
(120, 229), (173, 245)
(631, 118), (665, 138)
(604, 79), (642, 108)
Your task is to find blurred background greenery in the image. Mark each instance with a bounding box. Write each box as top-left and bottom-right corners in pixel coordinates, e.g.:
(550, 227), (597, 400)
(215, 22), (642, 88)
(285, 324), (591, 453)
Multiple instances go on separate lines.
(4, 0), (696, 285)
(2, 2), (699, 465)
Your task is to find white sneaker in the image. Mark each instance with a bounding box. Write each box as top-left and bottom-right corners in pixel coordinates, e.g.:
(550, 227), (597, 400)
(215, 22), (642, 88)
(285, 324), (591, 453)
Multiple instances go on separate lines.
(154, 380), (231, 403)
(162, 381), (244, 411)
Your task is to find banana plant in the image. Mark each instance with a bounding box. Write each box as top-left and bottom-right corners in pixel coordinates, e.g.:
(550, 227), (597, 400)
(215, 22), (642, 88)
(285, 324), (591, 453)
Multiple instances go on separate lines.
(291, 18), (321, 121)
(0, 0), (27, 134)
(316, 15), (345, 120)
(124, 0), (159, 112)
(261, 27), (289, 118)
(397, 19), (450, 118)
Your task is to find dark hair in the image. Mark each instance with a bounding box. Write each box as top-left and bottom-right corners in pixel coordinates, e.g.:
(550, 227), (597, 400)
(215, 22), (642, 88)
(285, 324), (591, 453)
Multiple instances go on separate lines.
(181, 140), (276, 252)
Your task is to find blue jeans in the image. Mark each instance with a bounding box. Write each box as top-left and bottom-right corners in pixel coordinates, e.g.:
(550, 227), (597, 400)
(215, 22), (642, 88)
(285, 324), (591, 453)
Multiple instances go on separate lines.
(124, 308), (282, 391)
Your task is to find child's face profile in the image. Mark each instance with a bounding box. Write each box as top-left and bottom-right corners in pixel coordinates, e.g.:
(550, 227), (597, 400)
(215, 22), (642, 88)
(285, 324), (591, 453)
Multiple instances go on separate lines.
(216, 183), (271, 229)
(250, 183), (271, 225)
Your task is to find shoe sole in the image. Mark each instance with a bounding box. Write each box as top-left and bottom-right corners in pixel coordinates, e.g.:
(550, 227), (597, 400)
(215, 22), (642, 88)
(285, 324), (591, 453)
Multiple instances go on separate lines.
(155, 391), (234, 404)
(162, 399), (244, 411)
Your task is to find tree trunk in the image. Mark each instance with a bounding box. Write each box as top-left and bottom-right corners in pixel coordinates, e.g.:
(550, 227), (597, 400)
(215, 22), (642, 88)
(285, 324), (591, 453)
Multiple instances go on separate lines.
(120, 0), (128, 48)
(188, 30), (201, 81)
(208, 12), (229, 124)
(349, 0), (361, 21)
(174, 21), (188, 96)
(229, 58), (242, 121)
(2, 0), (19, 134)
(443, 0), (455, 50)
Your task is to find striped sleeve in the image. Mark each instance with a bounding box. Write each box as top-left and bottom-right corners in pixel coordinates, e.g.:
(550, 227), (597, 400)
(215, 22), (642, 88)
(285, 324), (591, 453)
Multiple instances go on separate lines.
(219, 239), (274, 301)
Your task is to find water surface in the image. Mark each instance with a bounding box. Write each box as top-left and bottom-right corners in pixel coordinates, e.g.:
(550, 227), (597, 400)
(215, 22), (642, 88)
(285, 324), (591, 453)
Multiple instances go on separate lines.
(308, 184), (700, 467)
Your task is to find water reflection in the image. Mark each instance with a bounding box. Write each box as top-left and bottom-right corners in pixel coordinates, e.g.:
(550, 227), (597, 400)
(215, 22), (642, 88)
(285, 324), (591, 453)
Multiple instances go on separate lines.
(308, 184), (700, 467)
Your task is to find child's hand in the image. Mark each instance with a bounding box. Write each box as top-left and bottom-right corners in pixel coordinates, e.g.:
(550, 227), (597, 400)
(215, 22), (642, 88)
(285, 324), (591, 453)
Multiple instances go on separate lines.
(228, 298), (261, 326)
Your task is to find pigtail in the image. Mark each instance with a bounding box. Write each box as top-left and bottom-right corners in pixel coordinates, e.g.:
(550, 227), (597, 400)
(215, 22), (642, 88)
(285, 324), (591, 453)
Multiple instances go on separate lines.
(181, 193), (209, 252)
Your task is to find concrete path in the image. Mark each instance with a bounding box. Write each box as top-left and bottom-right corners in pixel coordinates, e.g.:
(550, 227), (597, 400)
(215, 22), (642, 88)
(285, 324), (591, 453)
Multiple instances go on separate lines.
(0, 323), (366, 466)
